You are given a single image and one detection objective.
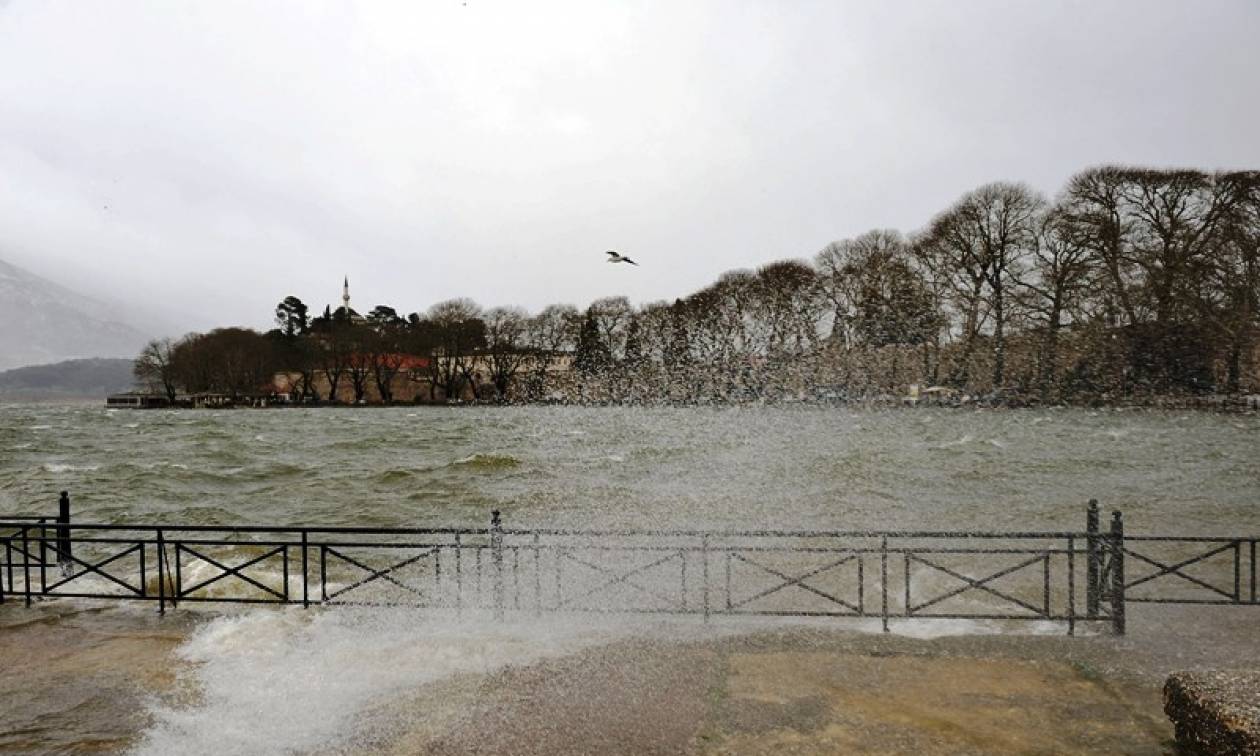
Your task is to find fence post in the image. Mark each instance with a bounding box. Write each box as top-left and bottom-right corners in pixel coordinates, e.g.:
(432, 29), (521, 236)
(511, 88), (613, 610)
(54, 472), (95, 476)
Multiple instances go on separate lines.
(702, 534), (710, 622)
(881, 536), (889, 633)
(1085, 499), (1099, 616)
(39, 518), (47, 594)
(56, 491), (72, 577)
(301, 531), (309, 609)
(156, 529), (166, 615)
(22, 526), (32, 607)
(491, 510), (504, 618)
(1110, 510), (1125, 635)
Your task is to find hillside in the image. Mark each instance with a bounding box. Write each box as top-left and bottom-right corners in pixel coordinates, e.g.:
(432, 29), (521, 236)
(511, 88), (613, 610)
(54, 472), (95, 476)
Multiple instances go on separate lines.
(0, 358), (136, 399)
(0, 258), (151, 370)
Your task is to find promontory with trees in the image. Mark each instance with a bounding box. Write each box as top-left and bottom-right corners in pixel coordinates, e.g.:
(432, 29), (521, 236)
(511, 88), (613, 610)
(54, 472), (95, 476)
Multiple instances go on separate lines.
(132, 166), (1260, 407)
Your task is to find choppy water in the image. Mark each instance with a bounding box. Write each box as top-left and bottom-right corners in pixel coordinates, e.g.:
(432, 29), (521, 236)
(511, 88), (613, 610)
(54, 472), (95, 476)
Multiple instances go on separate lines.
(2, 403), (1258, 754)
(3, 403), (1258, 532)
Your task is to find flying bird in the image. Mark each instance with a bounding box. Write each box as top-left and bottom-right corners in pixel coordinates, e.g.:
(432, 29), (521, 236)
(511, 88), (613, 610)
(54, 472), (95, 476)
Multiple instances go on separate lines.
(605, 250), (639, 266)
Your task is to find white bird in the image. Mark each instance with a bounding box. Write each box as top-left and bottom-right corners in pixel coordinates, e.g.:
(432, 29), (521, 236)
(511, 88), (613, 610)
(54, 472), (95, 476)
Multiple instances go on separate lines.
(605, 250), (639, 266)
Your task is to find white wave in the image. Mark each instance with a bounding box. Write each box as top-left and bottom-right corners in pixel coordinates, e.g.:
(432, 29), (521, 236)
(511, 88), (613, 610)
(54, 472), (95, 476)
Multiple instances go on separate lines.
(41, 462), (100, 473)
(886, 617), (1076, 639)
(129, 610), (660, 756)
(939, 434), (973, 448)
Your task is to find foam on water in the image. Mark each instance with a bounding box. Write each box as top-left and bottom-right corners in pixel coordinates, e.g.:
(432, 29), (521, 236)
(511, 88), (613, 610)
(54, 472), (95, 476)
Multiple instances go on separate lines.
(41, 462), (100, 473)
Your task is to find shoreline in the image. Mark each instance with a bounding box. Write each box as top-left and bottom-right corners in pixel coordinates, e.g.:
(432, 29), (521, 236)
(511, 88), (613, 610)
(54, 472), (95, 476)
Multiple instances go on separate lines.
(85, 395), (1260, 413)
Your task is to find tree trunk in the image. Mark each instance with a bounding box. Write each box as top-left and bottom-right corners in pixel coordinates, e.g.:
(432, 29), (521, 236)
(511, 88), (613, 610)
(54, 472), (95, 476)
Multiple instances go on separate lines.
(1226, 340), (1242, 394)
(992, 283), (1005, 389)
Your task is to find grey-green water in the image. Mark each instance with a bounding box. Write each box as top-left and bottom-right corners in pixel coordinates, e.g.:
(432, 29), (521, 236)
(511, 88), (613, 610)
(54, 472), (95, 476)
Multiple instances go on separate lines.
(2, 403), (1257, 533)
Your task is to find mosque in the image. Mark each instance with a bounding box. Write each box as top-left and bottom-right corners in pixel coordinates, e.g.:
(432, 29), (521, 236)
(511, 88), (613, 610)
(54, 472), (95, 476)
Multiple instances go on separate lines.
(332, 276), (367, 324)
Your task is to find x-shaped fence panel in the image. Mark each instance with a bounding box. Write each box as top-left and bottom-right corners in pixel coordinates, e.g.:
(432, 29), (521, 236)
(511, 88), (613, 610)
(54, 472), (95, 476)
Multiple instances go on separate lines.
(43, 543), (145, 597)
(904, 551), (1051, 619)
(174, 543), (289, 603)
(723, 551), (862, 616)
(1122, 538), (1256, 605)
(320, 546), (439, 604)
(550, 547), (688, 613)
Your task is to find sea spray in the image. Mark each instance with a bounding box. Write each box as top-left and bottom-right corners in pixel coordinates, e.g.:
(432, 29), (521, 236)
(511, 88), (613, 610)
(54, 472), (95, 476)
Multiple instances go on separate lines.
(130, 610), (697, 756)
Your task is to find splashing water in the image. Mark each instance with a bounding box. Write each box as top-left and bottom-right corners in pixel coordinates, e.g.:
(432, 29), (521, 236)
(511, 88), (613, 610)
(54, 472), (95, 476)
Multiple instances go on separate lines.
(129, 609), (738, 756)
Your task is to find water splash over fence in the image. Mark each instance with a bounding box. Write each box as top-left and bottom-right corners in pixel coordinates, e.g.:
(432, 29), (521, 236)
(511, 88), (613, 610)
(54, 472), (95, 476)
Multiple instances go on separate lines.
(3, 496), (1258, 636)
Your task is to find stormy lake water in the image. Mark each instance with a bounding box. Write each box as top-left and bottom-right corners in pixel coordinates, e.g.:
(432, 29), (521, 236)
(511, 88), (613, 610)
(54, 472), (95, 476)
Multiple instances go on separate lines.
(2, 403), (1258, 754)
(3, 403), (1258, 532)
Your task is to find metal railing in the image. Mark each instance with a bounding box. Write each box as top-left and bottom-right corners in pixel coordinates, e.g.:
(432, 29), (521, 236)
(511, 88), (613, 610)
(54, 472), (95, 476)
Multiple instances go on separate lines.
(2, 495), (1257, 636)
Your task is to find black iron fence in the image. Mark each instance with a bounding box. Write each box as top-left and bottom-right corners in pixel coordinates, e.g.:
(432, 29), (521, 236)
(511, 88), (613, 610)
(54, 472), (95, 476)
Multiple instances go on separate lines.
(2, 496), (1257, 636)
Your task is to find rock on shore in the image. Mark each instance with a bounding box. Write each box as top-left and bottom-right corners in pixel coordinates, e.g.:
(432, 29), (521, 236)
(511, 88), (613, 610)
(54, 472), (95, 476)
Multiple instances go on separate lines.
(1165, 671), (1260, 754)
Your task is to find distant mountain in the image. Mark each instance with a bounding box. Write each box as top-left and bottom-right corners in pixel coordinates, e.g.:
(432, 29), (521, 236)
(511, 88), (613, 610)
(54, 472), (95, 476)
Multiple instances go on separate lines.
(0, 358), (135, 399)
(0, 258), (152, 370)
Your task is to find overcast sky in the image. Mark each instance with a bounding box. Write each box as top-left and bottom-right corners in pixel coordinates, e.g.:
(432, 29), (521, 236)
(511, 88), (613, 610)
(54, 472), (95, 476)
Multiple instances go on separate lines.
(1, 0), (1258, 333)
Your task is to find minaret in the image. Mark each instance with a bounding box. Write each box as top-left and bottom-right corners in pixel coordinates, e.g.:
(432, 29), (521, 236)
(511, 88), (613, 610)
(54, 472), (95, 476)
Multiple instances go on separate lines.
(342, 276), (351, 313)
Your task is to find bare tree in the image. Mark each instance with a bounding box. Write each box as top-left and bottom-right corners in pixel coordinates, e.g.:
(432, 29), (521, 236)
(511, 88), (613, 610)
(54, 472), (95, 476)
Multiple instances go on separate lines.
(588, 296), (634, 362)
(1202, 178), (1260, 391)
(309, 315), (353, 402)
(1137, 171), (1251, 322)
(1061, 166), (1137, 326)
(426, 299), (486, 401)
(917, 183), (1042, 389)
(133, 338), (180, 402)
(523, 304), (578, 397)
(484, 306), (530, 400)
(752, 260), (823, 357)
(1016, 207), (1098, 397)
(914, 209), (990, 387)
(815, 231), (905, 348)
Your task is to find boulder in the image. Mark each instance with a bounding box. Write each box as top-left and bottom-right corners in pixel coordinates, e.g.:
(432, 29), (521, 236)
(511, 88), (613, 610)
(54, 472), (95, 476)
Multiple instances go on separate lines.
(1165, 671), (1260, 754)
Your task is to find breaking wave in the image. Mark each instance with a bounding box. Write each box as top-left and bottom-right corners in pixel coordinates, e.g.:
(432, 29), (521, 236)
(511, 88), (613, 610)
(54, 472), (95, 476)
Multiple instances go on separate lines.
(41, 462), (100, 473)
(448, 453), (522, 470)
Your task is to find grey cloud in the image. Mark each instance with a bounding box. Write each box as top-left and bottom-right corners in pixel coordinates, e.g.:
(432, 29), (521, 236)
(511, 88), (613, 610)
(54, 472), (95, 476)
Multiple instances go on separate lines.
(1, 0), (1257, 334)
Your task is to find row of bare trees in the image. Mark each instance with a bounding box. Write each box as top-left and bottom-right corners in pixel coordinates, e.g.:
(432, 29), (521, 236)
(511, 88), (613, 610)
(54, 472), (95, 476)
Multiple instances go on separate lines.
(136, 166), (1259, 404)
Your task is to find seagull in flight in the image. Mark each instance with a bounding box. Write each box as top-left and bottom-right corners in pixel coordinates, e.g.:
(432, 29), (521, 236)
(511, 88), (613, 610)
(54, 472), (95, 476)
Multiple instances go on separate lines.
(605, 250), (639, 266)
